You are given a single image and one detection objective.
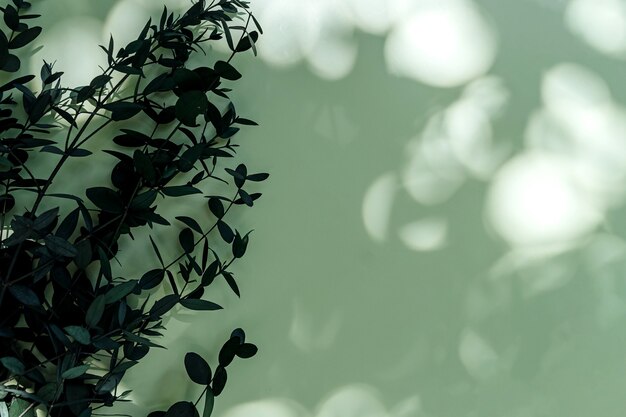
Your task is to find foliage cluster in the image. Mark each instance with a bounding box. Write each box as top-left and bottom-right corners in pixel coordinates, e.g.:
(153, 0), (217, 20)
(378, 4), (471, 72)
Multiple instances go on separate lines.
(0, 0), (265, 416)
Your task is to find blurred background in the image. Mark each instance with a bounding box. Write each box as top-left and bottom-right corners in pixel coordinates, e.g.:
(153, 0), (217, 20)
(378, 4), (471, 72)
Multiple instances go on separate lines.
(25, 0), (626, 415)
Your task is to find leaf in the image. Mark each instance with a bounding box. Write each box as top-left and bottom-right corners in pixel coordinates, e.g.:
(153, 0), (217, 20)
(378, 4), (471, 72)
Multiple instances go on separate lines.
(0, 356), (25, 375)
(176, 216), (203, 234)
(9, 26), (42, 49)
(64, 326), (91, 345)
(133, 150), (156, 182)
(103, 101), (143, 121)
(89, 74), (111, 89)
(3, 5), (19, 31)
(74, 240), (92, 269)
(69, 148), (92, 157)
(232, 231), (249, 258)
(235, 31), (259, 53)
(236, 343), (258, 359)
(201, 260), (219, 286)
(9, 285), (40, 307)
(234, 117), (258, 126)
(2, 54), (20, 72)
(180, 299), (222, 311)
(175, 90), (208, 126)
(179, 228), (194, 253)
(86, 187), (123, 213)
(218, 337), (240, 367)
(85, 295), (105, 328)
(184, 352), (212, 385)
(61, 364), (90, 379)
(149, 294), (179, 318)
(247, 172), (269, 182)
(162, 185), (201, 197)
(139, 269), (165, 290)
(150, 235), (164, 266)
(222, 271), (240, 297)
(53, 106), (77, 127)
(214, 60), (241, 81)
(45, 235), (78, 257)
(33, 207), (58, 231)
(217, 220), (234, 243)
(104, 280), (137, 304)
(211, 366), (227, 396)
(164, 402), (197, 417)
(7, 398), (35, 417)
(131, 190), (157, 209)
(202, 389), (214, 417)
(207, 197), (224, 218)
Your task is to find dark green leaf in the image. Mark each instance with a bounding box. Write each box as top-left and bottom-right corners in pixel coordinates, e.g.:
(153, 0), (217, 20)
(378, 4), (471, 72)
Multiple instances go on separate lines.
(64, 326), (91, 345)
(61, 365), (89, 379)
(85, 295), (105, 328)
(214, 60), (241, 81)
(231, 328), (245, 343)
(45, 234), (78, 257)
(104, 280), (137, 304)
(184, 352), (212, 384)
(68, 148), (91, 157)
(103, 101), (143, 121)
(208, 197), (224, 217)
(86, 187), (123, 213)
(222, 271), (240, 297)
(211, 366), (227, 396)
(3, 5), (19, 31)
(162, 185), (202, 197)
(2, 54), (20, 72)
(90, 74), (111, 89)
(164, 402), (198, 417)
(150, 235), (164, 266)
(247, 172), (269, 181)
(8, 285), (39, 307)
(176, 216), (203, 234)
(180, 299), (222, 311)
(175, 90), (208, 126)
(139, 269), (165, 290)
(202, 389), (214, 417)
(218, 337), (240, 367)
(217, 220), (233, 243)
(232, 231), (249, 258)
(236, 343), (258, 359)
(9, 26), (41, 49)
(149, 294), (179, 319)
(131, 190), (157, 209)
(201, 260), (219, 286)
(53, 106), (77, 127)
(133, 150), (156, 182)
(179, 228), (194, 253)
(0, 356), (25, 375)
(33, 207), (58, 231)
(74, 240), (92, 269)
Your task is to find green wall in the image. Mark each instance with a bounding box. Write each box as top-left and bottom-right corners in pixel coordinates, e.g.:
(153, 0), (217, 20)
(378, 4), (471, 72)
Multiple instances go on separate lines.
(26, 0), (626, 415)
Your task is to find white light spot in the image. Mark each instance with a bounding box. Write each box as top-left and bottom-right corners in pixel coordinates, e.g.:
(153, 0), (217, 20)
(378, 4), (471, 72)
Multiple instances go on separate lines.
(222, 399), (305, 417)
(317, 385), (387, 417)
(566, 0), (626, 56)
(486, 152), (602, 247)
(103, 0), (152, 48)
(30, 18), (105, 87)
(458, 328), (499, 381)
(384, 0), (496, 87)
(398, 218), (448, 251)
(362, 173), (397, 242)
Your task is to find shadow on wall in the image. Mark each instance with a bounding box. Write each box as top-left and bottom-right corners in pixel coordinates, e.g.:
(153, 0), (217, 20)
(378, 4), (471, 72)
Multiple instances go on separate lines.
(27, 0), (626, 416)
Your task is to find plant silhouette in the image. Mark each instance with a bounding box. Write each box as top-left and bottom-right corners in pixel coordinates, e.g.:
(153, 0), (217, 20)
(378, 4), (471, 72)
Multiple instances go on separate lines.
(0, 1), (265, 416)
